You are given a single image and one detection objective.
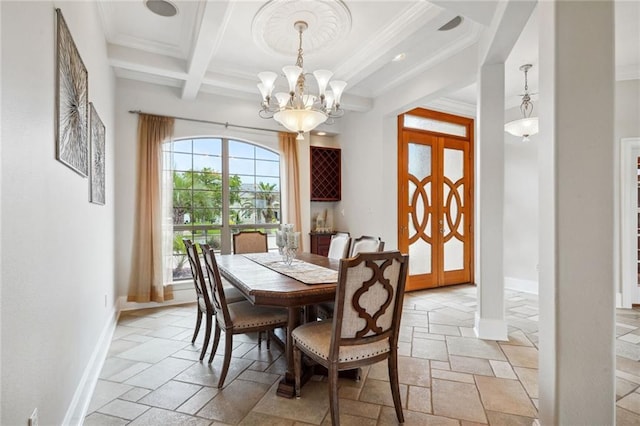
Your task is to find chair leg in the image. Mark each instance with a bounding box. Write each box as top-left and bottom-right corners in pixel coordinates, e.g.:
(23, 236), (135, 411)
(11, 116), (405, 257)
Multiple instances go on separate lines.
(209, 325), (221, 364)
(293, 344), (301, 399)
(192, 309), (203, 344)
(388, 352), (404, 423)
(258, 331), (262, 349)
(217, 332), (233, 388)
(199, 315), (212, 361)
(329, 364), (340, 426)
(267, 330), (271, 349)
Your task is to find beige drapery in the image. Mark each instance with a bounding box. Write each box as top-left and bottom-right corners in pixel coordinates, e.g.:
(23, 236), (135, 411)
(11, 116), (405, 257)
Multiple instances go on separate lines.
(279, 132), (303, 251)
(128, 114), (174, 302)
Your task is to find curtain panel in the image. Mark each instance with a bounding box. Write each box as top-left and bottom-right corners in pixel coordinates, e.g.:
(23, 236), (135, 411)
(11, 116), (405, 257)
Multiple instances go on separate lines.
(128, 113), (175, 302)
(279, 132), (303, 251)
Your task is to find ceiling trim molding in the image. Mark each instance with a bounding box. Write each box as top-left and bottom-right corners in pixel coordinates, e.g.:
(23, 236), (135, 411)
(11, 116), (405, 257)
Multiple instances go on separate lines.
(108, 34), (185, 60)
(426, 97), (477, 117)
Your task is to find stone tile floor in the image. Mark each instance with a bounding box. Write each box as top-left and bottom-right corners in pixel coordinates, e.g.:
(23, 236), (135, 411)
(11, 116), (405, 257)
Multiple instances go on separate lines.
(85, 284), (640, 425)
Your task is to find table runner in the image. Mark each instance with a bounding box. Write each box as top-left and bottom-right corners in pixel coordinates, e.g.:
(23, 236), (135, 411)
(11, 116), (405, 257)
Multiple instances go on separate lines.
(242, 253), (338, 285)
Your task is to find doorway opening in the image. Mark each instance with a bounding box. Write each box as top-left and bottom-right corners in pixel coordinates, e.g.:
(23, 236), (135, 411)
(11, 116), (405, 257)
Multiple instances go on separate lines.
(397, 108), (474, 291)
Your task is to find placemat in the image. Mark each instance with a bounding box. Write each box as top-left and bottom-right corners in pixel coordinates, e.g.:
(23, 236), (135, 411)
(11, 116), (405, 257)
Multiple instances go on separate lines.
(242, 253), (338, 285)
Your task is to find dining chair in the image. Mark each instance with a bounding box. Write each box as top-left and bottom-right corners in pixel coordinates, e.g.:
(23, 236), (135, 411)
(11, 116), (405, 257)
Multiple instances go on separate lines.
(318, 234), (384, 320)
(231, 229), (272, 348)
(200, 243), (289, 388)
(327, 232), (351, 260)
(292, 251), (409, 425)
(232, 230), (268, 254)
(316, 233), (352, 320)
(349, 235), (385, 257)
(184, 239), (245, 361)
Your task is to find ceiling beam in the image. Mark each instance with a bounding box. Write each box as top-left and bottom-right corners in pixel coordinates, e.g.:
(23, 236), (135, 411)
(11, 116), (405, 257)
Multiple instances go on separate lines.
(181, 0), (235, 100)
(479, 0), (537, 65)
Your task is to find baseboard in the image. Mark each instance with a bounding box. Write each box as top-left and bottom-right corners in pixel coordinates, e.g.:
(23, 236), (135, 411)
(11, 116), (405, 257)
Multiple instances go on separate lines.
(474, 314), (509, 341)
(62, 306), (119, 425)
(504, 277), (538, 295)
(117, 286), (195, 311)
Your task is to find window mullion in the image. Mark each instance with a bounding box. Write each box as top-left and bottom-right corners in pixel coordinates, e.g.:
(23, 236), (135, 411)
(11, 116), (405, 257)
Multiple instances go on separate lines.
(220, 138), (231, 254)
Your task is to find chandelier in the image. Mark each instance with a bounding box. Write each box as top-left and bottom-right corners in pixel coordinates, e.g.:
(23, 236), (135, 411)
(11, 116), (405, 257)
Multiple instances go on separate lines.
(504, 64), (539, 142)
(257, 21), (347, 140)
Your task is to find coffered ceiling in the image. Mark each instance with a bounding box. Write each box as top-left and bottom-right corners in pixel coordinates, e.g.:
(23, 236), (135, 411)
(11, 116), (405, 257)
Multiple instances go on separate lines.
(97, 0), (639, 114)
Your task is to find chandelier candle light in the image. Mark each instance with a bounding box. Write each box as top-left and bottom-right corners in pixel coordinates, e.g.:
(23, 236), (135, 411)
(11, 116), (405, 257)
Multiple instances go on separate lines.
(504, 64), (539, 142)
(258, 21), (346, 140)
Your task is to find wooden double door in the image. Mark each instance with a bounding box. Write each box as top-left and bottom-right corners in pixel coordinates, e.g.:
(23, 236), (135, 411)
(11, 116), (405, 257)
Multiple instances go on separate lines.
(398, 109), (474, 291)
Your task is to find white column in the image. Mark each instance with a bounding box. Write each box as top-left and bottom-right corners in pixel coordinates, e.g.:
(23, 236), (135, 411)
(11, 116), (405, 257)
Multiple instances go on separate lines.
(475, 62), (508, 340)
(538, 1), (615, 424)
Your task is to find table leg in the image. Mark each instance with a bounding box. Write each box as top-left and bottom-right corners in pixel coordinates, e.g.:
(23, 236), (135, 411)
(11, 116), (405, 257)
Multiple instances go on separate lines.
(276, 306), (301, 398)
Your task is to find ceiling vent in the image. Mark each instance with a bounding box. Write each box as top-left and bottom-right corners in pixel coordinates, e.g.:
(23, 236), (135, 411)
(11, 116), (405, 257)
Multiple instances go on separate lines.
(438, 16), (463, 31)
(145, 0), (178, 18)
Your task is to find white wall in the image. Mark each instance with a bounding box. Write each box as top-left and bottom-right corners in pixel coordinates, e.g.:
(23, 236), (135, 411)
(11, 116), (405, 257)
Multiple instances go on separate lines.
(1, 1), (116, 424)
(503, 106), (539, 293)
(114, 79), (315, 296)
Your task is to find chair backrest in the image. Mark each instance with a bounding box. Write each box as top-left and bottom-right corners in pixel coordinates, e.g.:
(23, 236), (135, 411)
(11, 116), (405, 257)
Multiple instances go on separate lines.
(200, 243), (232, 328)
(349, 235), (385, 257)
(183, 239), (212, 312)
(330, 251), (408, 361)
(327, 232), (351, 260)
(232, 230), (268, 254)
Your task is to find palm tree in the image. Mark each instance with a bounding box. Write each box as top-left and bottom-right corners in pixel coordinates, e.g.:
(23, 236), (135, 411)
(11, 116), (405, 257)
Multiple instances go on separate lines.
(256, 182), (278, 223)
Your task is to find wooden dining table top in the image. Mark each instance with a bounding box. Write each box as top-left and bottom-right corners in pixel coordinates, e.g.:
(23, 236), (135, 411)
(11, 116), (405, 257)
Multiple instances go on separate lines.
(216, 252), (340, 307)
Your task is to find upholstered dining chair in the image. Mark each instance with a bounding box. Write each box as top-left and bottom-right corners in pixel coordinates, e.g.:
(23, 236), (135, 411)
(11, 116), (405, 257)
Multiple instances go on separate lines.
(232, 230), (268, 254)
(292, 251), (409, 425)
(200, 243), (289, 388)
(327, 232), (351, 260)
(318, 234), (384, 320)
(316, 233), (352, 320)
(349, 235), (385, 257)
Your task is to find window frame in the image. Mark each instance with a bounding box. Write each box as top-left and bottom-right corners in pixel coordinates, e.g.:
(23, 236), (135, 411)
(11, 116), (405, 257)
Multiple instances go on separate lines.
(165, 136), (282, 283)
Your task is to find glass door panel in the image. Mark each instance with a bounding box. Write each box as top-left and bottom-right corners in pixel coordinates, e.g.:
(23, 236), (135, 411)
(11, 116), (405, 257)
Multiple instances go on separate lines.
(408, 142), (433, 276)
(443, 147), (465, 272)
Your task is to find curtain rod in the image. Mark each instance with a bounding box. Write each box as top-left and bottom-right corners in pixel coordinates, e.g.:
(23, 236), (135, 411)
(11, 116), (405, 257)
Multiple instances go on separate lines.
(128, 110), (281, 134)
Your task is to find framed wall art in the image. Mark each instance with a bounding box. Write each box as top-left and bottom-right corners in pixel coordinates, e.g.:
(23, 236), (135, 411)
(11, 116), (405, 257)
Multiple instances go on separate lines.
(56, 8), (89, 176)
(89, 103), (106, 205)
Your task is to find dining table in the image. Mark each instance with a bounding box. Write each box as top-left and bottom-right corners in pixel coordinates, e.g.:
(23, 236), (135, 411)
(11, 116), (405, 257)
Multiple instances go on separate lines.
(216, 252), (340, 398)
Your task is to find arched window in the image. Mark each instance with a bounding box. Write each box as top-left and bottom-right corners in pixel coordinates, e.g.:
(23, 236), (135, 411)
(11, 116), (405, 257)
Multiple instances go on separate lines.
(164, 137), (281, 281)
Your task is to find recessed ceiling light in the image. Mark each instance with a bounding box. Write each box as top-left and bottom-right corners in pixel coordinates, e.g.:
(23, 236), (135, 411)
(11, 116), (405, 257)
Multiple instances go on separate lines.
(316, 131), (327, 136)
(145, 0), (178, 17)
(392, 53), (406, 62)
(438, 16), (463, 31)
